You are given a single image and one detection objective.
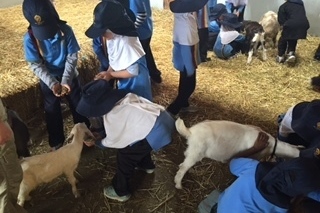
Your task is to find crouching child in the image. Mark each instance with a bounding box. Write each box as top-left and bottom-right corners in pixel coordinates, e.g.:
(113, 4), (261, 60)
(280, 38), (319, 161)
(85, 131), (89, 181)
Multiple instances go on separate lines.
(76, 79), (175, 202)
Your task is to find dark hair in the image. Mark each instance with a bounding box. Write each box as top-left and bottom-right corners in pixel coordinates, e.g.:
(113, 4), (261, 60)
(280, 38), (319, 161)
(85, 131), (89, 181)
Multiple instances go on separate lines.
(288, 196), (320, 213)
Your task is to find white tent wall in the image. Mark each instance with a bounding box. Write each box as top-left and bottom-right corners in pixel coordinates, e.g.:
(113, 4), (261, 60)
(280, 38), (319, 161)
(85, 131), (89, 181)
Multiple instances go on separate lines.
(150, 0), (320, 36)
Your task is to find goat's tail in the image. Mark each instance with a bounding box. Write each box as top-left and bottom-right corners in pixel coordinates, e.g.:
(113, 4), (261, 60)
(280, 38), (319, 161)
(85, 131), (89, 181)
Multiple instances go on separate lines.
(175, 118), (191, 139)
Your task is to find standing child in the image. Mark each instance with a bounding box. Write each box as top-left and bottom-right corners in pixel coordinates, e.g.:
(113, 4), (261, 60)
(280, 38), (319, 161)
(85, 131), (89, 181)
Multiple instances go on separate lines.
(86, 0), (152, 101)
(76, 79), (175, 202)
(225, 0), (247, 22)
(92, 0), (135, 89)
(22, 0), (90, 151)
(166, 0), (208, 115)
(276, 0), (309, 64)
(130, 0), (163, 83)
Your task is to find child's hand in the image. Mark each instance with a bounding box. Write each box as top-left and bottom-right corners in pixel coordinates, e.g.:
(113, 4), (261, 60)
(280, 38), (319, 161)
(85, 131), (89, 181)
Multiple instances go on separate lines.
(94, 71), (112, 81)
(253, 132), (269, 151)
(60, 84), (70, 96)
(52, 83), (62, 97)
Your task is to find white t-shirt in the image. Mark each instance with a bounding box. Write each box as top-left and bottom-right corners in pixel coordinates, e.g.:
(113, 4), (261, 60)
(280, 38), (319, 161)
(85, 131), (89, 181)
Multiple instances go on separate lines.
(101, 93), (164, 148)
(279, 106), (294, 137)
(107, 34), (145, 71)
(173, 13), (199, 46)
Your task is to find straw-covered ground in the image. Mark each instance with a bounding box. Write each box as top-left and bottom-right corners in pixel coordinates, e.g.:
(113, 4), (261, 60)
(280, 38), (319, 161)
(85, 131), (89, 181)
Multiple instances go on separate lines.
(1, 0), (320, 212)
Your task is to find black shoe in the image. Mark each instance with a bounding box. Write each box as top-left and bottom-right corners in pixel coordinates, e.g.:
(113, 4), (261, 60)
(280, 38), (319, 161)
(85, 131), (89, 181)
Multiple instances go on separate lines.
(151, 74), (162, 83)
(201, 57), (211, 62)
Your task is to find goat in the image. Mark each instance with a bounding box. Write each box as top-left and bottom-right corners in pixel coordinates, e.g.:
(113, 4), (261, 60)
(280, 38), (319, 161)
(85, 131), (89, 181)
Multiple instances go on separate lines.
(174, 118), (301, 189)
(242, 21), (267, 64)
(17, 123), (94, 206)
(259, 11), (280, 48)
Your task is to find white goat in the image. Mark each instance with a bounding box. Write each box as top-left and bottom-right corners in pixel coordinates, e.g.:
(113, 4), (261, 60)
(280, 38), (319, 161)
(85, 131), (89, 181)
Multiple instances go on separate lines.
(17, 123), (94, 206)
(174, 118), (301, 189)
(259, 11), (280, 48)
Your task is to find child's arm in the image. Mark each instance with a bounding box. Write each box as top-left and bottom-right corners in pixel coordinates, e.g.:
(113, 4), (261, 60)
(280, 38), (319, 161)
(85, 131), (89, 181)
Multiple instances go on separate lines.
(93, 37), (109, 70)
(61, 26), (81, 94)
(133, 1), (147, 29)
(24, 34), (59, 92)
(277, 6), (286, 26)
(232, 132), (269, 159)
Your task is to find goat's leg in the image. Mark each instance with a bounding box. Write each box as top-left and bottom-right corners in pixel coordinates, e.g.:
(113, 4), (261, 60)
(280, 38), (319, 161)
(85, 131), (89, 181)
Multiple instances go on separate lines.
(65, 170), (80, 198)
(247, 44), (254, 64)
(260, 35), (267, 61)
(174, 150), (203, 189)
(17, 181), (33, 206)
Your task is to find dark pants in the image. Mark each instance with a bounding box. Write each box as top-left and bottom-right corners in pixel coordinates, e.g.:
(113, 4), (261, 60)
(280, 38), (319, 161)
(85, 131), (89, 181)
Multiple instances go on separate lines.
(40, 77), (90, 147)
(139, 37), (162, 79)
(198, 28), (209, 61)
(278, 36), (298, 56)
(112, 139), (154, 196)
(167, 70), (196, 115)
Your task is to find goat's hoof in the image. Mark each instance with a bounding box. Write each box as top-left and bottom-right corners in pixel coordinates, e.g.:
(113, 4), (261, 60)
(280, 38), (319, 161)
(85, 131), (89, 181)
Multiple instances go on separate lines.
(175, 184), (183, 189)
(17, 200), (24, 207)
(74, 191), (80, 198)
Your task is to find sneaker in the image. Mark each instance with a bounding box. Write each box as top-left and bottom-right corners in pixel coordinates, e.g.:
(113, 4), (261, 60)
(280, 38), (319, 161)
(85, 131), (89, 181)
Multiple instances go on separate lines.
(135, 166), (155, 174)
(180, 106), (198, 113)
(103, 186), (131, 202)
(276, 55), (285, 63)
(285, 55), (296, 64)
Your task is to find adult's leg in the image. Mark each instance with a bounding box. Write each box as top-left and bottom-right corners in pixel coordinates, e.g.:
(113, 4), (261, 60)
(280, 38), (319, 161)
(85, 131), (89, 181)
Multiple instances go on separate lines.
(112, 139), (153, 196)
(65, 77), (90, 127)
(0, 141), (27, 213)
(40, 80), (65, 148)
(139, 37), (162, 83)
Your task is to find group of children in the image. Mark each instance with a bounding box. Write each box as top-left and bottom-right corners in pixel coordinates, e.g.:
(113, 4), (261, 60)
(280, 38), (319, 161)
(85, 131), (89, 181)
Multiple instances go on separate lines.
(1, 0), (319, 212)
(201, 0), (310, 65)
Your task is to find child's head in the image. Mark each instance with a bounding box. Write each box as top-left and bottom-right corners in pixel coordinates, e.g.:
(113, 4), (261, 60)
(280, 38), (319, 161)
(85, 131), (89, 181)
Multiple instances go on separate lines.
(22, 0), (60, 40)
(85, 1), (136, 39)
(219, 13), (242, 31)
(256, 158), (320, 209)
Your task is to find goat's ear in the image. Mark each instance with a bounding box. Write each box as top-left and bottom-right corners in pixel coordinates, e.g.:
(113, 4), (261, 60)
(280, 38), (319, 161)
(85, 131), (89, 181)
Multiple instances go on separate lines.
(66, 133), (74, 143)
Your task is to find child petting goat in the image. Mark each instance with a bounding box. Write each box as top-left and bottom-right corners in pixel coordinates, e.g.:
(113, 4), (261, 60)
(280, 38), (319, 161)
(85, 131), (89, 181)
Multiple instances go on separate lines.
(174, 118), (302, 189)
(17, 123), (94, 206)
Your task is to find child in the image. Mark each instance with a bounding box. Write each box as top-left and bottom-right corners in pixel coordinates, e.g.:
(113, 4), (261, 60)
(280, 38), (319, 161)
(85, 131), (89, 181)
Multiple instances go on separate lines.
(277, 100), (320, 158)
(76, 79), (175, 202)
(86, 0), (152, 101)
(225, 0), (247, 22)
(207, 3), (228, 50)
(216, 156), (320, 213)
(22, 0), (90, 151)
(213, 13), (246, 60)
(92, 0), (135, 89)
(0, 99), (27, 213)
(130, 0), (162, 83)
(276, 0), (309, 64)
(166, 0), (208, 115)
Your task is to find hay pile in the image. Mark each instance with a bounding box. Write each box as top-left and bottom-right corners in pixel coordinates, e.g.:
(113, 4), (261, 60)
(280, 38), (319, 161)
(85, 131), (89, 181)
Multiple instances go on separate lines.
(1, 0), (320, 212)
